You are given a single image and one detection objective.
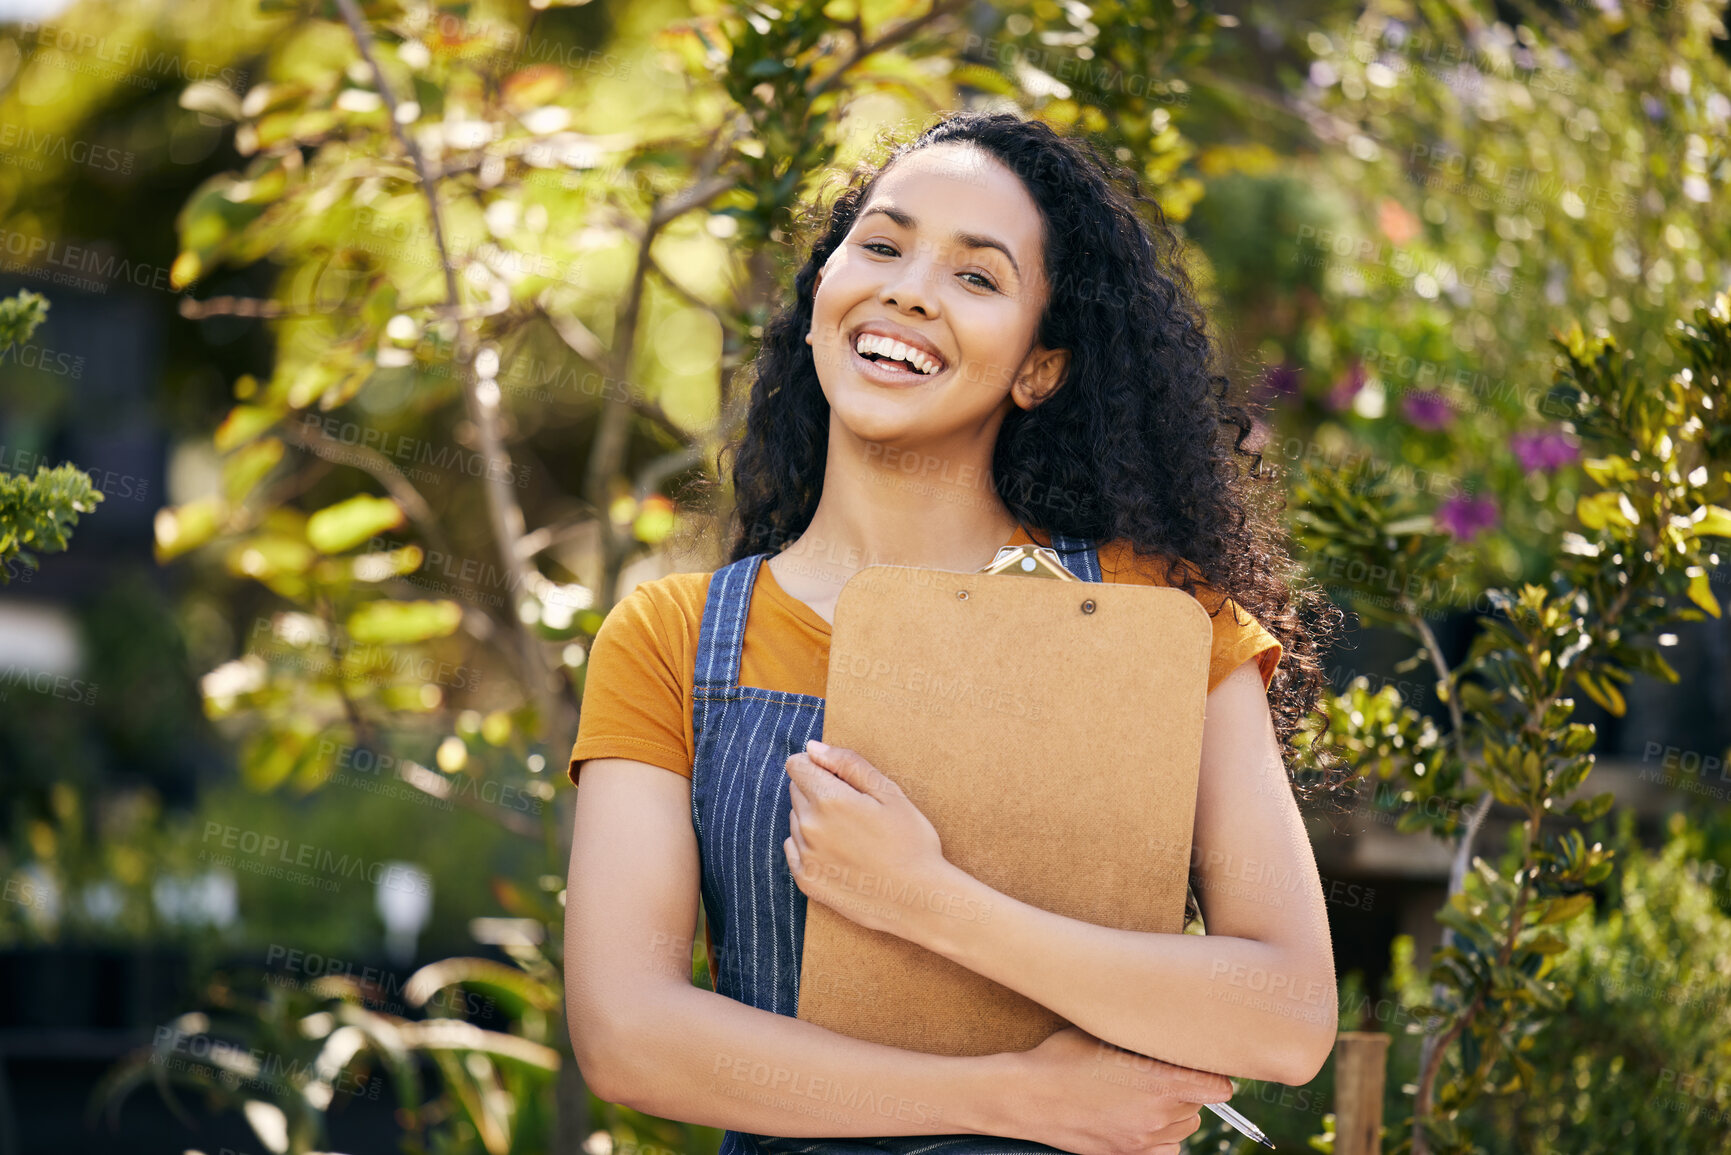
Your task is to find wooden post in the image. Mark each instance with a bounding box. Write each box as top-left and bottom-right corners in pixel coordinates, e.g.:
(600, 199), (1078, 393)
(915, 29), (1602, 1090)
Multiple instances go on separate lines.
(1334, 1031), (1390, 1155)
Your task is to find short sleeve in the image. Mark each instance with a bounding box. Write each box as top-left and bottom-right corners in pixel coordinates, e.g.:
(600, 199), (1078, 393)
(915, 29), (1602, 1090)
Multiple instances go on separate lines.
(1204, 594), (1283, 694)
(567, 583), (693, 786)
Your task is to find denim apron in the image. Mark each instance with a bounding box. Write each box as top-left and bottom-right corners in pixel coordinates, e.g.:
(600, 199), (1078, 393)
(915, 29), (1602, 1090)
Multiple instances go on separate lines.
(691, 534), (1102, 1155)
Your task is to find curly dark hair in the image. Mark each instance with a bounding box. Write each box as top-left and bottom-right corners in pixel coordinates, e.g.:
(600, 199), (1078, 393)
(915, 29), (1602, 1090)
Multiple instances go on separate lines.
(713, 108), (1345, 813)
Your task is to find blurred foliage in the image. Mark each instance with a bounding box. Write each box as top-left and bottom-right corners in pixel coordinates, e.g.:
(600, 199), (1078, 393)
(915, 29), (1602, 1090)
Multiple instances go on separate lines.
(0, 458), (100, 580)
(0, 289), (104, 581)
(1288, 287), (1731, 1155)
(97, 944), (563, 1155)
(1375, 810), (1731, 1155)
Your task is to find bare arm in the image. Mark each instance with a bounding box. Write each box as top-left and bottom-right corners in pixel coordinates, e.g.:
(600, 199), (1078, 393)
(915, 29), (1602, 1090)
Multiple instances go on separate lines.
(787, 658), (1338, 1086)
(564, 756), (1023, 1137)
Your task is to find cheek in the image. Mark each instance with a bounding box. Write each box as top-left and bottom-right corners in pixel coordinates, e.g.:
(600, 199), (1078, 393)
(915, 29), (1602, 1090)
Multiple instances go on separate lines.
(955, 313), (1032, 387)
(809, 266), (855, 330)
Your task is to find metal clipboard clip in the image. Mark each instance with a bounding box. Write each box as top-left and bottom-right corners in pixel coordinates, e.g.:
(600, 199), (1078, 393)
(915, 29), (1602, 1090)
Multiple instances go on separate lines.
(976, 543), (1083, 581)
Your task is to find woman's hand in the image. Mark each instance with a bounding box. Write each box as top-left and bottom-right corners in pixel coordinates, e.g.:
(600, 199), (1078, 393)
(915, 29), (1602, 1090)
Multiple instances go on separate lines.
(993, 1026), (1234, 1155)
(783, 739), (960, 938)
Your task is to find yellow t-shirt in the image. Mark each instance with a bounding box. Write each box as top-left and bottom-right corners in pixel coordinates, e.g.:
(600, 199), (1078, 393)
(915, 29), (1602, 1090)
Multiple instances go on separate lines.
(566, 525), (1283, 785)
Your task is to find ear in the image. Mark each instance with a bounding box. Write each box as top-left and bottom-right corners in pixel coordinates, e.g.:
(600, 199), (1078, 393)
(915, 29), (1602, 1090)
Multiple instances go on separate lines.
(1011, 345), (1070, 410)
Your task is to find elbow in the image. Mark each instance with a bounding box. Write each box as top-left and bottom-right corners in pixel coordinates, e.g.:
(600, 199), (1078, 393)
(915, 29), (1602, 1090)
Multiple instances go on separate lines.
(570, 1000), (646, 1108)
(1267, 1016), (1338, 1087)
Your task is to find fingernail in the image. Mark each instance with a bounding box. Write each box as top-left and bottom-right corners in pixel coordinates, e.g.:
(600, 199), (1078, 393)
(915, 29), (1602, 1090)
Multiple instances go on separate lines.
(807, 738), (828, 753)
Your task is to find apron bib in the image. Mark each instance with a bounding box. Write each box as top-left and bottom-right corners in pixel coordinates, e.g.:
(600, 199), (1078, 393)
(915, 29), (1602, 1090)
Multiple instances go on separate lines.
(690, 535), (1101, 1155)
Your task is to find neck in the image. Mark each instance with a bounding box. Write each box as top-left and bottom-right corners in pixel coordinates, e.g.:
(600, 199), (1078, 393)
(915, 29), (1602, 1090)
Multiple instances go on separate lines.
(779, 427), (1021, 581)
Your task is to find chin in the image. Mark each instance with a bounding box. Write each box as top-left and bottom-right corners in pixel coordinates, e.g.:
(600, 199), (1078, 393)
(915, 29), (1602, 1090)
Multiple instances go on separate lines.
(826, 400), (926, 446)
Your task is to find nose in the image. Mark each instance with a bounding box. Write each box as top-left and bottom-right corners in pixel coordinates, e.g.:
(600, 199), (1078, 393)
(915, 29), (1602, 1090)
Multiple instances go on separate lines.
(879, 249), (939, 318)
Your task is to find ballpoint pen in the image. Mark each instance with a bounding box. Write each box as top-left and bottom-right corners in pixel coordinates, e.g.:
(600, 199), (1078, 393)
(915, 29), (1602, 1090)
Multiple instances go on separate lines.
(1205, 1100), (1276, 1149)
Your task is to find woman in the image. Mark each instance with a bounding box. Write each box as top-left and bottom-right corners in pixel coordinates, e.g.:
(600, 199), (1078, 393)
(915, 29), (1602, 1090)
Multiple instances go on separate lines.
(564, 109), (1342, 1155)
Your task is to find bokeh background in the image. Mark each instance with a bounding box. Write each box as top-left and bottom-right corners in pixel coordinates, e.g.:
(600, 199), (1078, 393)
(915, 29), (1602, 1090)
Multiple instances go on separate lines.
(1, 0), (1730, 1152)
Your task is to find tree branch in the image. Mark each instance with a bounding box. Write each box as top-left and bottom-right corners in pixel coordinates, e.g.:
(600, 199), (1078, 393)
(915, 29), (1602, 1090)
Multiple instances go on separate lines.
(647, 254), (751, 338)
(333, 0), (570, 734)
(278, 417), (448, 556)
(179, 296), (291, 320)
(808, 0), (972, 100)
(584, 131), (740, 604)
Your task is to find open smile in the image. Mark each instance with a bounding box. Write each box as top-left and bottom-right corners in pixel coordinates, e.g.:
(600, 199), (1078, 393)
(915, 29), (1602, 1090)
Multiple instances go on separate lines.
(847, 329), (949, 385)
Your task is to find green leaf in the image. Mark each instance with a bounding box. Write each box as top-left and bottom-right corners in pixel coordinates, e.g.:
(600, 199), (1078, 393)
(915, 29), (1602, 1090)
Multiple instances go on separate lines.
(215, 405), (281, 453)
(1581, 456), (1637, 486)
(1692, 504), (1731, 537)
(403, 957), (559, 1018)
(180, 81), (244, 121)
(154, 496), (226, 563)
(1575, 669), (1626, 716)
(0, 289), (49, 352)
(222, 438), (284, 505)
(1523, 928), (1578, 955)
(225, 535), (314, 579)
(307, 495), (405, 554)
(346, 600), (463, 644)
(0, 463), (103, 580)
(1687, 570), (1722, 617)
(1535, 892), (1594, 925)
(1382, 514), (1437, 536)
(1566, 791), (1615, 821)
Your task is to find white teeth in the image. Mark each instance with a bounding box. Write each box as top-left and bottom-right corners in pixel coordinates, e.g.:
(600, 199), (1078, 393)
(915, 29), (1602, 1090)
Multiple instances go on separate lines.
(853, 332), (940, 375)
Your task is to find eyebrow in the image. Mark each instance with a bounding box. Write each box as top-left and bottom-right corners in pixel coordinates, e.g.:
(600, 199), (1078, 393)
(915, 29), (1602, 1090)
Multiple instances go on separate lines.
(859, 204), (1022, 281)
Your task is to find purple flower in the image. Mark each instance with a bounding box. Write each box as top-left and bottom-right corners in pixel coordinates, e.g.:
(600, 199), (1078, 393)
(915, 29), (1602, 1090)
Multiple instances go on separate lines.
(1510, 429), (1578, 472)
(1402, 390), (1455, 430)
(1642, 93), (1665, 121)
(1256, 362), (1301, 402)
(1326, 361), (1367, 411)
(1437, 493), (1499, 540)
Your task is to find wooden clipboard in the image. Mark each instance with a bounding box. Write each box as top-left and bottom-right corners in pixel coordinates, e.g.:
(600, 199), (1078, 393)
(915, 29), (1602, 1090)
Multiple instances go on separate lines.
(796, 558), (1214, 1056)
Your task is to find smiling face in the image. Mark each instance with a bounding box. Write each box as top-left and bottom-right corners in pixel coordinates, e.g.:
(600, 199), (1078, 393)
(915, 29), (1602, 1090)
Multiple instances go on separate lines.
(806, 142), (1069, 449)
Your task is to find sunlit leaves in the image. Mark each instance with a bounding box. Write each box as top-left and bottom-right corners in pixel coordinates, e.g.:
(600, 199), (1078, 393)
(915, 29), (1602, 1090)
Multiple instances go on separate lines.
(306, 494), (405, 554)
(0, 288), (49, 349)
(180, 80), (244, 121)
(223, 438), (286, 505)
(500, 65), (568, 113)
(216, 404), (284, 453)
(345, 600), (462, 645)
(154, 496), (227, 563)
(1690, 504), (1731, 537)
(1686, 567), (1721, 617)
(175, 172), (270, 287)
(0, 295), (101, 583)
(0, 462), (103, 582)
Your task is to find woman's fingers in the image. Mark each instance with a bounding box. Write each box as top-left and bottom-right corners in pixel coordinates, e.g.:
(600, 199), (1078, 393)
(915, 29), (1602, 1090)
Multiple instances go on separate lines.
(804, 740), (899, 800)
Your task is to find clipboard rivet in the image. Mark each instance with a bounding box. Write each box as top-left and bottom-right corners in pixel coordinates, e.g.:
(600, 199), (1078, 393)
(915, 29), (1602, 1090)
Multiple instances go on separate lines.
(956, 589), (970, 600)
(1081, 598), (1096, 613)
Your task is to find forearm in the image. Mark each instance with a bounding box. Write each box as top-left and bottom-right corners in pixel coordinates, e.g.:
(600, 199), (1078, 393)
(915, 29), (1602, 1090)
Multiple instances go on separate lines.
(911, 867), (1336, 1084)
(587, 978), (1021, 1139)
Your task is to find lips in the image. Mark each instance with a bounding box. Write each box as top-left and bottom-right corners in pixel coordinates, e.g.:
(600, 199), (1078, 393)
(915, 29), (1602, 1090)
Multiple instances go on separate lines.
(848, 324), (948, 378)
